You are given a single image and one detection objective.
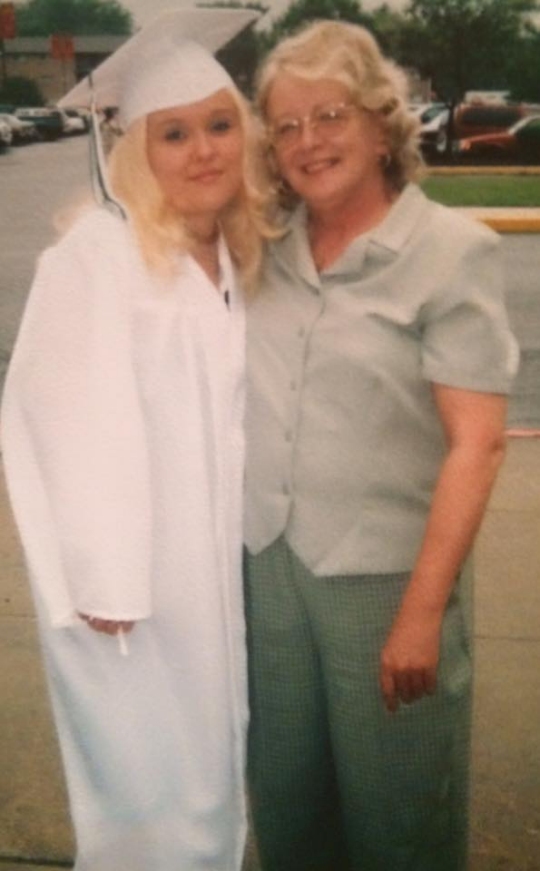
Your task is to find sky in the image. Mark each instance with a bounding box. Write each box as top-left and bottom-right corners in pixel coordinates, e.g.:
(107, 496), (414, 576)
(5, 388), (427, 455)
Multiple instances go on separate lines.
(121, 0), (408, 30)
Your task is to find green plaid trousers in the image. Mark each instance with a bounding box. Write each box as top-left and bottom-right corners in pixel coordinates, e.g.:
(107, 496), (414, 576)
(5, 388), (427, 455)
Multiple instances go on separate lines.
(244, 537), (473, 871)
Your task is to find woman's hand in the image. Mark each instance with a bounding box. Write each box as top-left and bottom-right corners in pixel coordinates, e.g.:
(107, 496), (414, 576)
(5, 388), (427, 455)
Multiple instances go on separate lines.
(78, 613), (135, 635)
(380, 604), (443, 714)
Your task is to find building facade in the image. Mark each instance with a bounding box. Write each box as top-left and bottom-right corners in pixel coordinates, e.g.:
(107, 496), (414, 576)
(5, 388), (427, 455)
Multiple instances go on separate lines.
(2, 35), (126, 104)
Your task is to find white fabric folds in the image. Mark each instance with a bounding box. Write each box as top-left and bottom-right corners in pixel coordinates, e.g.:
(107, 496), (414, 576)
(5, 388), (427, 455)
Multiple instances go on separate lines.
(1, 207), (248, 869)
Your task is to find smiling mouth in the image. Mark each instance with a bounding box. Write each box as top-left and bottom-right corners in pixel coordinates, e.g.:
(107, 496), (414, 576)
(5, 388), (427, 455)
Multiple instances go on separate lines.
(302, 158), (338, 175)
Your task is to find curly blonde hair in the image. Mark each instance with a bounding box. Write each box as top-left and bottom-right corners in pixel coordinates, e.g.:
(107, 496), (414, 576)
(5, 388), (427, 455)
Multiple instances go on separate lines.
(107, 87), (276, 292)
(256, 20), (424, 201)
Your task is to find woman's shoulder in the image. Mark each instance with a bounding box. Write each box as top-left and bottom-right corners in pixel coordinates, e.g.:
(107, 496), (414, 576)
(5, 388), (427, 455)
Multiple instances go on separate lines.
(415, 185), (499, 252)
(55, 204), (132, 257)
(33, 205), (143, 305)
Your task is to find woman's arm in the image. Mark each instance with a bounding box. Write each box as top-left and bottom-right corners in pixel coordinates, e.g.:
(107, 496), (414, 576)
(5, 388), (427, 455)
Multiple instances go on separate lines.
(1, 213), (153, 628)
(379, 384), (507, 713)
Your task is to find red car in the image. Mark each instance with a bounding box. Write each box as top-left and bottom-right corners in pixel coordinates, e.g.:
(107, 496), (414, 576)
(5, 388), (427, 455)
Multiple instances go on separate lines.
(457, 114), (540, 164)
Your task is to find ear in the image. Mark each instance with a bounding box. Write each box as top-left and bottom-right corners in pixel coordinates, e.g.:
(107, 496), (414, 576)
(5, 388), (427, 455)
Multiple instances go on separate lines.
(374, 117), (390, 157)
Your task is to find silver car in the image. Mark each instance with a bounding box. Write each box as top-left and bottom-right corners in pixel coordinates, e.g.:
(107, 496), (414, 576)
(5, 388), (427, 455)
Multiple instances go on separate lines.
(0, 117), (13, 150)
(0, 112), (39, 144)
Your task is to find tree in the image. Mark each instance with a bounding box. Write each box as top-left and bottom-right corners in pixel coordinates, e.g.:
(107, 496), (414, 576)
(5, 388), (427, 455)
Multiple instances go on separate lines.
(367, 3), (410, 58)
(398, 0), (540, 101)
(16, 0), (133, 37)
(263, 0), (374, 50)
(194, 0), (540, 104)
(192, 2), (269, 93)
(216, 24), (263, 95)
(505, 21), (540, 101)
(0, 75), (44, 106)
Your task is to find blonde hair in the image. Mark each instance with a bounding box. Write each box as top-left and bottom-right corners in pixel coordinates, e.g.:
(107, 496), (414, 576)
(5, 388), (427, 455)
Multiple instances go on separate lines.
(107, 88), (276, 292)
(256, 20), (424, 199)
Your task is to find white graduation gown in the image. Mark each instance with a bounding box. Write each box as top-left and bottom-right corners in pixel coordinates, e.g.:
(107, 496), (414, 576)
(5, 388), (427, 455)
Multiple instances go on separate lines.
(1, 207), (248, 871)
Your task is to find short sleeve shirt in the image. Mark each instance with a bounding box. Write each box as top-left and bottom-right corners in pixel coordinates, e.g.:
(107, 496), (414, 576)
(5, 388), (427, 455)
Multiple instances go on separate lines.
(244, 184), (519, 576)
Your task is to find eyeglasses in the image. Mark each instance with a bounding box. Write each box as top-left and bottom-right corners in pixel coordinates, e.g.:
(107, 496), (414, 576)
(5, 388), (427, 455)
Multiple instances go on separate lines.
(267, 102), (358, 149)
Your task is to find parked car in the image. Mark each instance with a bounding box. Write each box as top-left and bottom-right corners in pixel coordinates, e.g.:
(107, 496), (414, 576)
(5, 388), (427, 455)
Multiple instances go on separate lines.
(433, 102), (529, 158)
(408, 101), (434, 118)
(457, 114), (540, 164)
(14, 107), (64, 141)
(415, 102), (448, 122)
(59, 108), (87, 135)
(0, 112), (39, 144)
(0, 117), (13, 150)
(66, 107), (90, 131)
(416, 103), (450, 157)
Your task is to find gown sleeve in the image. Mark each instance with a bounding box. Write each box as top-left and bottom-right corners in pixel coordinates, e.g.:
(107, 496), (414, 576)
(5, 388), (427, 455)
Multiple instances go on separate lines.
(1, 211), (153, 627)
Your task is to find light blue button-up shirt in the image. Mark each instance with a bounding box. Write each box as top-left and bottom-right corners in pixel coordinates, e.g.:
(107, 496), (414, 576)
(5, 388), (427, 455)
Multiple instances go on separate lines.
(245, 184), (519, 576)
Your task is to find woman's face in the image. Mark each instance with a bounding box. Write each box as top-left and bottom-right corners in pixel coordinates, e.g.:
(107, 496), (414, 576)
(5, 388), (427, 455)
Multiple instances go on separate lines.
(146, 88), (244, 229)
(266, 74), (388, 214)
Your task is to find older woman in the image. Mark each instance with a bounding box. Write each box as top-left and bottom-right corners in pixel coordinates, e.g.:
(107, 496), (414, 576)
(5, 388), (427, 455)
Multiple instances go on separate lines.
(244, 21), (518, 871)
(1, 10), (271, 871)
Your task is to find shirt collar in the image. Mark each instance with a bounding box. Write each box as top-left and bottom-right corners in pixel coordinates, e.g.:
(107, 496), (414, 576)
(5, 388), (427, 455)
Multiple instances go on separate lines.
(272, 203), (320, 289)
(367, 183), (430, 254)
(272, 183), (430, 284)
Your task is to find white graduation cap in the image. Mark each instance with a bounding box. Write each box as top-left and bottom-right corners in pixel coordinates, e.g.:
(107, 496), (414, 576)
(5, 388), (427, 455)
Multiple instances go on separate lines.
(59, 7), (259, 125)
(58, 7), (259, 215)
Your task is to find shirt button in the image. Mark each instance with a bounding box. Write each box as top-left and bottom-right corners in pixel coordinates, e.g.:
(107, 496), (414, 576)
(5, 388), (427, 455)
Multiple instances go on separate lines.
(285, 430), (293, 443)
(282, 483), (290, 496)
(290, 380), (297, 391)
(297, 327), (306, 338)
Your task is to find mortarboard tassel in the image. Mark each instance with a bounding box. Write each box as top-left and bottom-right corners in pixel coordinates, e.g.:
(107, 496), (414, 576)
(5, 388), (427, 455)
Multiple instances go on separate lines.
(88, 73), (126, 221)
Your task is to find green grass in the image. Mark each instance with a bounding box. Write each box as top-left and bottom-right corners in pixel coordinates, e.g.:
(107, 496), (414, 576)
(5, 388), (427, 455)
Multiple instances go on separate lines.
(421, 174), (540, 207)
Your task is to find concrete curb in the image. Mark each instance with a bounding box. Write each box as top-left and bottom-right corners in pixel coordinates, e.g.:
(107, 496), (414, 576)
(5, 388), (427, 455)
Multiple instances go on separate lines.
(458, 208), (540, 233)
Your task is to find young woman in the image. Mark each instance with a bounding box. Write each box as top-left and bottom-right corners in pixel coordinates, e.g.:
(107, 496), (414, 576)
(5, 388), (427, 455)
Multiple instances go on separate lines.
(1, 12), (271, 871)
